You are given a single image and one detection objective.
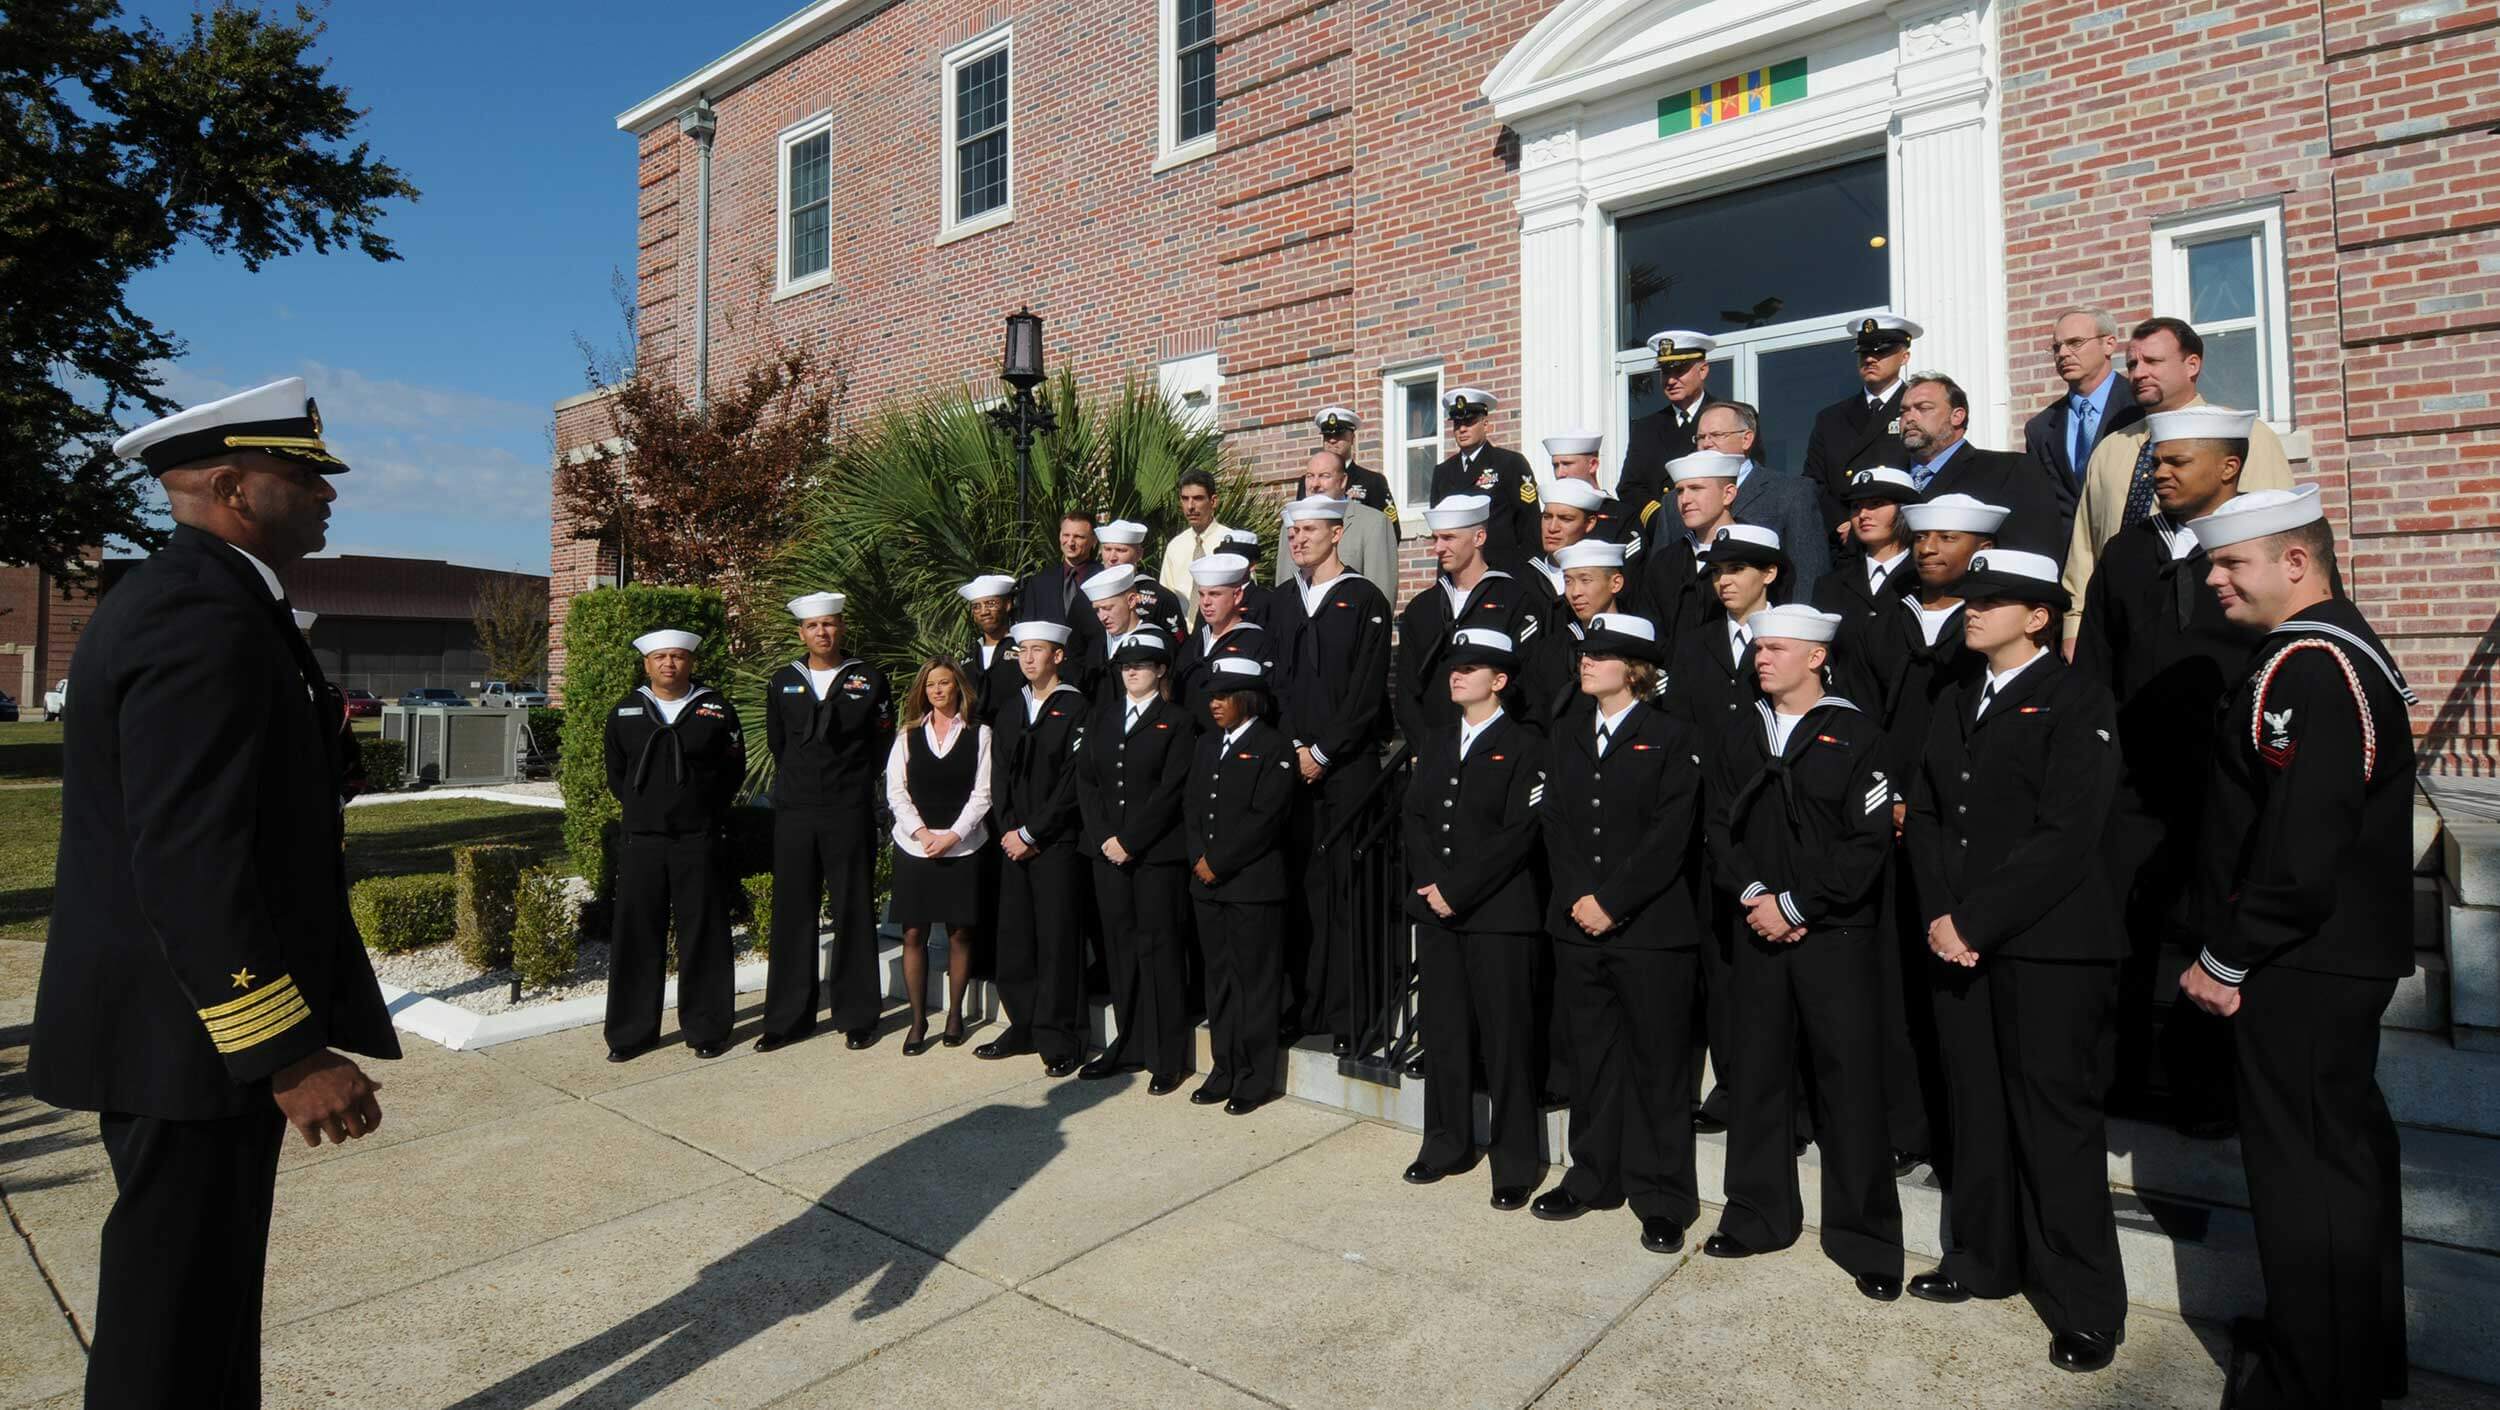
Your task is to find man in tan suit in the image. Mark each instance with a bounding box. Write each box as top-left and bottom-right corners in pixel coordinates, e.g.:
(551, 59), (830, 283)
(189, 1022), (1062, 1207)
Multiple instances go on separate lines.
(1273, 451), (1396, 587)
(1157, 467), (1233, 625)
(2062, 316), (2291, 642)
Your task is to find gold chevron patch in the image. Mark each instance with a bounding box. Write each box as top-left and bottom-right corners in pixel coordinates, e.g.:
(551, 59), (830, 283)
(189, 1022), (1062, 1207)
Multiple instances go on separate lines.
(198, 974), (311, 1053)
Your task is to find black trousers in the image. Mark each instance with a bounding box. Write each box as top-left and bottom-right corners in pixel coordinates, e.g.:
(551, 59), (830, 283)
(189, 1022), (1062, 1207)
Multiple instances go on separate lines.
(2234, 966), (2405, 1410)
(1717, 923), (1905, 1279)
(996, 840), (1087, 1064)
(609, 830), (733, 1051)
(1196, 896), (1282, 1101)
(1557, 941), (1698, 1224)
(1292, 750), (1379, 1039)
(1415, 924), (1542, 1188)
(763, 805), (881, 1039)
(1693, 887), (1738, 1121)
(89, 1105), (286, 1409)
(1093, 857), (1192, 1080)
(1878, 853), (1941, 1156)
(1931, 956), (2128, 1332)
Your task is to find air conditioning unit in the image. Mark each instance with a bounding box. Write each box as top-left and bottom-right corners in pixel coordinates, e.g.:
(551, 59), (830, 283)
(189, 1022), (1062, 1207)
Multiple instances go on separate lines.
(381, 706), (527, 786)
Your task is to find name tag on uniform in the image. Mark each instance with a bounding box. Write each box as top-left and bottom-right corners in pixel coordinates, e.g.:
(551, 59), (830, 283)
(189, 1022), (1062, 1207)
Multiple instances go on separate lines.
(616, 706), (643, 716)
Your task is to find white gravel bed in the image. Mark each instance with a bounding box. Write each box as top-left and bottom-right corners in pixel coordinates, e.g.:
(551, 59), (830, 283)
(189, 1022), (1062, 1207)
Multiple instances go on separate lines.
(366, 926), (764, 1015)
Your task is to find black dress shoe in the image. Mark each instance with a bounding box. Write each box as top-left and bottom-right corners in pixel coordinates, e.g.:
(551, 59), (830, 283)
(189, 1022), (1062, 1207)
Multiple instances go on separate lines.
(1078, 1060), (1137, 1081)
(1640, 1217), (1683, 1254)
(1330, 1035), (1352, 1057)
(1855, 1272), (1903, 1302)
(1223, 1095), (1262, 1116)
(1691, 1109), (1727, 1134)
(2048, 1330), (2117, 1373)
(1402, 1160), (1446, 1185)
(940, 1022), (968, 1048)
(1189, 1084), (1229, 1106)
(1891, 1149), (1926, 1178)
(1147, 1073), (1183, 1096)
(1908, 1271), (1971, 1304)
(845, 1029), (874, 1050)
(1530, 1188), (1590, 1221)
(973, 1039), (1028, 1061)
(900, 1031), (931, 1057)
(605, 1045), (647, 1064)
(1702, 1232), (1758, 1259)
(690, 1042), (728, 1060)
(1043, 1056), (1082, 1078)
(753, 1033), (793, 1054)
(1794, 1135), (1812, 1156)
(1490, 1186), (1531, 1212)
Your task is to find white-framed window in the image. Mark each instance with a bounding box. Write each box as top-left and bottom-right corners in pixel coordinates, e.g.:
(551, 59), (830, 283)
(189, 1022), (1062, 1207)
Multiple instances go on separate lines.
(1157, 351), (1223, 431)
(1156, 0), (1217, 169)
(939, 28), (1014, 243)
(1381, 363), (1444, 531)
(2152, 202), (2292, 430)
(776, 113), (835, 296)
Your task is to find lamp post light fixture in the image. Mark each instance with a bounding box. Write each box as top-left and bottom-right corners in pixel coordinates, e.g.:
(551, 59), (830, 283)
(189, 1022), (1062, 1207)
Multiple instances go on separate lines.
(985, 307), (1057, 544)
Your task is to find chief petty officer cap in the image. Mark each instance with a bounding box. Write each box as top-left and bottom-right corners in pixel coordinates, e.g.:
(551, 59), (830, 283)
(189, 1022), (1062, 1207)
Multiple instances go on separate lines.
(1208, 654), (1271, 690)
(1313, 406), (1360, 436)
(1425, 494), (1492, 530)
(1749, 604), (1844, 644)
(1666, 450), (1747, 485)
(1445, 627), (1519, 672)
(1543, 477), (1606, 512)
(786, 591), (845, 620)
(958, 573), (1018, 601)
(1220, 527), (1263, 558)
(1282, 495), (1349, 524)
(1010, 620), (1072, 646)
(1842, 467), (1924, 504)
(1852, 313), (1924, 352)
(1111, 627), (1174, 665)
(1903, 493), (2009, 535)
(2187, 483), (2327, 552)
(1952, 548), (2070, 610)
(112, 375), (349, 476)
(1554, 540), (1628, 571)
(1576, 612), (1666, 663)
(1442, 387), (1497, 420)
(1096, 519), (1151, 546)
(1645, 330), (1718, 366)
(1082, 564), (1141, 601)
(2146, 405), (2261, 445)
(1541, 428), (1604, 456)
(1188, 552), (1253, 588)
(1700, 523), (1788, 568)
(633, 629), (703, 655)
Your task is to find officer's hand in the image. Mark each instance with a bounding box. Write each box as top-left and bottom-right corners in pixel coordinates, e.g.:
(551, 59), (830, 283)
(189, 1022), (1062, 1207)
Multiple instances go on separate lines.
(1102, 837), (1131, 866)
(1742, 893), (1789, 940)
(2179, 964), (2242, 1018)
(1002, 831), (1034, 861)
(271, 1049), (384, 1147)
(1570, 895), (1614, 935)
(1193, 858), (1218, 886)
(1417, 883), (1454, 919)
(1296, 747), (1324, 783)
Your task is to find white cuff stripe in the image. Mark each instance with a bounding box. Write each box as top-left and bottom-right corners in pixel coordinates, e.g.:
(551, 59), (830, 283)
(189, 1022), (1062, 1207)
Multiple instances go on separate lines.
(1778, 892), (1805, 929)
(1740, 882), (1767, 902)
(2197, 947), (2247, 985)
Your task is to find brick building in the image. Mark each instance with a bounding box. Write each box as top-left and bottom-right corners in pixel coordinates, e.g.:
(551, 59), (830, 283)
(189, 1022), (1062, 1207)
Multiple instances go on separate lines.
(550, 0), (2497, 766)
(0, 567), (94, 714)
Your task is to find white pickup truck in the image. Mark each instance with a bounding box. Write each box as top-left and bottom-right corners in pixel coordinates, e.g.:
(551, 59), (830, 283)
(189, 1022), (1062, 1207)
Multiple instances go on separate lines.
(474, 681), (549, 709)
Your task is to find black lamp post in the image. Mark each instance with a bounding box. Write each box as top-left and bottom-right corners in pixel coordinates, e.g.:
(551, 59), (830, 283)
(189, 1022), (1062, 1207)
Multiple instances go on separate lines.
(985, 307), (1056, 545)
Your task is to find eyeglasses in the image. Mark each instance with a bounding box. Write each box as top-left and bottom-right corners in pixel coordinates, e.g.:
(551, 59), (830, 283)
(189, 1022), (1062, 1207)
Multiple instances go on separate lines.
(2048, 336), (2104, 354)
(1694, 428), (1746, 444)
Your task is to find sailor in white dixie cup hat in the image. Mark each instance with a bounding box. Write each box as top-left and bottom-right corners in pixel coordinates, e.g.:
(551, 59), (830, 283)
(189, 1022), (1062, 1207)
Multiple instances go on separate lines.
(1175, 552), (1278, 726)
(1430, 387), (1539, 573)
(1094, 520), (1183, 635)
(958, 572), (1023, 727)
(979, 613), (1093, 1075)
(1312, 404), (1400, 524)
(1541, 428), (1639, 547)
(1082, 562), (1149, 691)
(1399, 494), (1540, 743)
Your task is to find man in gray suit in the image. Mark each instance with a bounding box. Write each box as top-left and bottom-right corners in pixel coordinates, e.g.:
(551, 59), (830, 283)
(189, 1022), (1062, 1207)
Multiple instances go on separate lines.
(1278, 450), (1397, 588)
(1694, 401), (1832, 603)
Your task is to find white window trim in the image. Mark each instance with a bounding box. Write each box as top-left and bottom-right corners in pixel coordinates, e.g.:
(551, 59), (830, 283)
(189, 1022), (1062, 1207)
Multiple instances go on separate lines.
(1153, 0), (1217, 171)
(774, 111), (837, 299)
(938, 26), (1015, 246)
(2151, 201), (2293, 434)
(1381, 362), (1446, 538)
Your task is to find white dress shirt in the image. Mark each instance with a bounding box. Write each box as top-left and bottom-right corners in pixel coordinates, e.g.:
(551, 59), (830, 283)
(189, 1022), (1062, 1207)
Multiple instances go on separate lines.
(1456, 707), (1503, 760)
(1866, 549), (1909, 594)
(1974, 647), (2049, 719)
(883, 714), (993, 854)
(228, 543), (285, 601)
(1593, 699), (1637, 754)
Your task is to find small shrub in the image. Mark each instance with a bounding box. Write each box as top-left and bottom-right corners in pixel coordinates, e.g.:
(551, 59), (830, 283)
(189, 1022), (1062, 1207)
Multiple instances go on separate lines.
(452, 844), (528, 970)
(359, 737), (407, 793)
(350, 874), (457, 955)
(740, 872), (774, 957)
(510, 868), (580, 989)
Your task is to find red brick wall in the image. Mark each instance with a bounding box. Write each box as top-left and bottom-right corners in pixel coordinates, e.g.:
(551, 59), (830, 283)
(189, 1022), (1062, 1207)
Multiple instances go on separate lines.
(0, 566), (97, 709)
(548, 390), (623, 706)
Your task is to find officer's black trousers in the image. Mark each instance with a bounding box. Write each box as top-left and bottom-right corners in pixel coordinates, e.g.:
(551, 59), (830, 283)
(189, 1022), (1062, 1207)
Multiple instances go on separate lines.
(1556, 941), (1698, 1224)
(1292, 750), (1379, 1040)
(88, 1104), (285, 1409)
(1931, 956), (2128, 1333)
(1196, 897), (1282, 1101)
(1093, 857), (1191, 1080)
(1878, 856), (1941, 1158)
(608, 830), (733, 1052)
(1415, 924), (1542, 1188)
(2234, 967), (2405, 1410)
(764, 805), (880, 1039)
(996, 841), (1086, 1064)
(1717, 923), (1904, 1279)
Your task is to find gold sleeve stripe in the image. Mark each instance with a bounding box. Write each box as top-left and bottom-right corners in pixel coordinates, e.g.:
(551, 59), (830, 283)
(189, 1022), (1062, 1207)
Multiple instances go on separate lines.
(1639, 499), (1661, 524)
(203, 986), (305, 1040)
(200, 975), (302, 1022)
(209, 996), (311, 1053)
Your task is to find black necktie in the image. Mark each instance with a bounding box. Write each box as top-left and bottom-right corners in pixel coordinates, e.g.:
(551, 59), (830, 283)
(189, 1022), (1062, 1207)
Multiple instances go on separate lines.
(2120, 438), (2160, 529)
(1977, 682), (1997, 720)
(1596, 723), (1614, 756)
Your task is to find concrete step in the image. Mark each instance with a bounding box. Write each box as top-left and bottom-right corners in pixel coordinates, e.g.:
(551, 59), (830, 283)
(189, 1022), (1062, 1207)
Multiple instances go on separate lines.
(2419, 873), (2448, 953)
(2389, 952), (2453, 1032)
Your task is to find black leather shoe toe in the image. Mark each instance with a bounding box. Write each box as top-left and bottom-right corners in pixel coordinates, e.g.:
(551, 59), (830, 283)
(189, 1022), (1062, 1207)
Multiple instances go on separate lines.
(1702, 1232), (1758, 1259)
(1043, 1056), (1081, 1078)
(605, 1046), (644, 1064)
(972, 1040), (1024, 1061)
(1146, 1074), (1183, 1096)
(1402, 1160), (1444, 1185)
(2049, 1330), (2118, 1374)
(1908, 1271), (1971, 1304)
(1891, 1149), (1926, 1177)
(753, 1034), (791, 1054)
(690, 1042), (727, 1060)
(1529, 1188), (1589, 1221)
(1490, 1186), (1531, 1212)
(1223, 1096), (1260, 1116)
(1856, 1272), (1903, 1302)
(1640, 1217), (1683, 1254)
(1077, 1061), (1124, 1081)
(1691, 1109), (1728, 1134)
(844, 1030), (874, 1051)
(1189, 1084), (1228, 1106)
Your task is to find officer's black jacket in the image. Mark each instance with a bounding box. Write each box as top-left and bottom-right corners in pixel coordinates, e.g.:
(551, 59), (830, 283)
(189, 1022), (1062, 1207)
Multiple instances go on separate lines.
(1811, 550), (1919, 665)
(993, 682), (1088, 848)
(1431, 444), (1540, 563)
(1852, 596), (1982, 799)
(31, 526), (398, 1116)
(1132, 577), (1187, 637)
(763, 658), (893, 807)
(605, 686), (747, 834)
(2195, 599), (2418, 984)
(1664, 616), (1761, 758)
(1395, 570), (1539, 742)
(961, 636), (1025, 729)
(1712, 696), (1892, 932)
(1186, 717), (1299, 902)
(1539, 697), (1706, 948)
(1174, 620), (1277, 726)
(1342, 460), (1401, 526)
(1271, 569), (1393, 767)
(1906, 653), (2123, 959)
(1803, 385), (1909, 528)
(1076, 692), (1195, 866)
(1619, 396), (1725, 524)
(1635, 532), (1722, 665)
(1401, 712), (1547, 934)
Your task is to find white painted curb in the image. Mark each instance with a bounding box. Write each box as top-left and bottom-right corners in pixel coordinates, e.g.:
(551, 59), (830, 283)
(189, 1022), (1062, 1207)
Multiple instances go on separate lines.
(348, 787), (565, 810)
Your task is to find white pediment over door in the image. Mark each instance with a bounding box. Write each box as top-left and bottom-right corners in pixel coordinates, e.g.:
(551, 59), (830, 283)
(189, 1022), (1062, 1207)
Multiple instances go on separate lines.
(1484, 0), (1899, 124)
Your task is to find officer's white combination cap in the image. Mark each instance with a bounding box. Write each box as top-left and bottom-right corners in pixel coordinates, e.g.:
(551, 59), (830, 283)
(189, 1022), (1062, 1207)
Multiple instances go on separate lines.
(1189, 553), (1252, 587)
(111, 375), (349, 475)
(1667, 451), (1746, 485)
(1541, 429), (1603, 456)
(1282, 495), (1349, 524)
(2146, 406), (2261, 444)
(1082, 565), (1141, 601)
(1442, 387), (1497, 414)
(1313, 406), (1359, 431)
(1544, 477), (1605, 511)
(786, 591), (845, 619)
(957, 573), (1018, 601)
(1749, 605), (1844, 643)
(1096, 519), (1150, 546)
(1010, 621), (1072, 646)
(1425, 494), (1492, 530)
(1554, 540), (1627, 570)
(2188, 484), (2327, 552)
(634, 630), (702, 654)
(1903, 493), (2009, 534)
(1645, 330), (1717, 359)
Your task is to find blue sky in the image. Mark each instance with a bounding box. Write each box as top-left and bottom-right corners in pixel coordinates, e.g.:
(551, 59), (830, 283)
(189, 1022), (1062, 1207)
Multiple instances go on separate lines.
(120, 1), (804, 573)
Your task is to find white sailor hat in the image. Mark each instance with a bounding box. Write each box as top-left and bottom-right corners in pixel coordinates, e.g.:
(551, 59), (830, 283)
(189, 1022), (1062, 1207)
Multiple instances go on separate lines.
(786, 591), (845, 620)
(1666, 451), (1747, 485)
(1645, 330), (1718, 366)
(1189, 552), (1253, 587)
(957, 573), (1018, 602)
(112, 376), (349, 476)
(1425, 494), (1492, 530)
(1110, 627), (1175, 665)
(1841, 467), (1923, 503)
(1851, 314), (1924, 348)
(1219, 527), (1263, 556)
(1441, 387), (1497, 418)
(1282, 495), (1349, 524)
(2147, 405), (2261, 445)
(1207, 655), (1271, 689)
(633, 629), (703, 655)
(1954, 548), (2070, 609)
(1700, 523), (1787, 566)
(2187, 484), (2328, 552)
(291, 609), (318, 632)
(1749, 605), (1844, 644)
(1577, 612), (1665, 663)
(1446, 627), (1519, 671)
(1082, 565), (1141, 601)
(1554, 540), (1628, 571)
(1903, 493), (2009, 535)
(1096, 519), (1150, 546)
(1544, 478), (1605, 512)
(1313, 406), (1360, 435)
(1541, 429), (1604, 456)
(1010, 621), (1073, 647)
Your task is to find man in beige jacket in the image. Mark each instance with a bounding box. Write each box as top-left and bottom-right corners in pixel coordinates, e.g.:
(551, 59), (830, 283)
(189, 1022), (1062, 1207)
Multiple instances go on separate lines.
(2063, 316), (2291, 642)
(1157, 467), (1233, 626)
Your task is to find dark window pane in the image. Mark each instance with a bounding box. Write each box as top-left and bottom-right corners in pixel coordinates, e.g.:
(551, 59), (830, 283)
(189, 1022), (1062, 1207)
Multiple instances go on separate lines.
(2198, 328), (2262, 414)
(2187, 235), (2257, 324)
(958, 130), (1007, 219)
(957, 50), (1008, 141)
(786, 133), (831, 280)
(1751, 341), (1862, 475)
(788, 133), (829, 210)
(1616, 156), (1890, 347)
(1179, 47), (1217, 142)
(1404, 380), (1439, 441)
(788, 203), (829, 279)
(1177, 0), (1214, 51)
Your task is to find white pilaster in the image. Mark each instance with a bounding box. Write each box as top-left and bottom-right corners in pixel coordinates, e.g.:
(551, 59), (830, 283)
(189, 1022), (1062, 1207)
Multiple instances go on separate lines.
(1517, 118), (1596, 482)
(1888, 0), (2008, 441)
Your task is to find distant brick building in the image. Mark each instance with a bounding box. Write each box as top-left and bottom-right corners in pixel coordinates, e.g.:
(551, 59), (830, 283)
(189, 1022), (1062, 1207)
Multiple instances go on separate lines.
(552, 0), (2496, 765)
(0, 566), (96, 713)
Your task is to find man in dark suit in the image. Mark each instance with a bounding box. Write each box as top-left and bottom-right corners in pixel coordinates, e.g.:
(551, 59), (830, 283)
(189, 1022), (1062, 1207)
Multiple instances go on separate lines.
(1015, 510), (1104, 689)
(1802, 314), (1921, 532)
(1429, 387), (1540, 573)
(1899, 372), (2064, 560)
(1315, 405), (1401, 527)
(31, 376), (398, 1408)
(1695, 402), (1832, 603)
(2021, 307), (2143, 531)
(1619, 330), (1722, 531)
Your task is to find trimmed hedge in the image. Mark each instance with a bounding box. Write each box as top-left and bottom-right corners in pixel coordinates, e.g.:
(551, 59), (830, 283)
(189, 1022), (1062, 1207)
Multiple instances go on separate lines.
(453, 844), (528, 971)
(739, 873), (774, 957)
(351, 874), (457, 955)
(557, 586), (732, 893)
(510, 868), (580, 989)
(360, 737), (407, 793)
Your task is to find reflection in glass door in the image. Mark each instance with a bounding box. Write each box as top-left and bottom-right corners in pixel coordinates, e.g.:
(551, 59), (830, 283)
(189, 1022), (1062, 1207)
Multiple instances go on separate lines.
(1750, 338), (1864, 477)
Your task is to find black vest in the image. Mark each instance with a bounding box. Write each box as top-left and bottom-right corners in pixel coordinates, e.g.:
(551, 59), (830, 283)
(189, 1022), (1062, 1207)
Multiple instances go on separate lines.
(903, 720), (979, 835)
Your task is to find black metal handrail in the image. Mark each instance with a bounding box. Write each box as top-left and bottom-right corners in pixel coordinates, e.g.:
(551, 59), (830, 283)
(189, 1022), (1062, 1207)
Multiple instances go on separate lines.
(1320, 742), (1419, 1083)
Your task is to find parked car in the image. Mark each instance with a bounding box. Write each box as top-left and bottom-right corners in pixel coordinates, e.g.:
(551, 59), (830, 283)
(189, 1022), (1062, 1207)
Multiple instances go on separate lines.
(475, 681), (549, 708)
(0, 691), (17, 724)
(398, 687), (469, 708)
(43, 679), (68, 721)
(342, 688), (382, 718)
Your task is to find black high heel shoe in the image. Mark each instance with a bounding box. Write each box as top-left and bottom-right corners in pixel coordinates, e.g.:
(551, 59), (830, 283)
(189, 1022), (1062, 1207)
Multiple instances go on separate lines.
(940, 1016), (967, 1048)
(901, 1025), (931, 1057)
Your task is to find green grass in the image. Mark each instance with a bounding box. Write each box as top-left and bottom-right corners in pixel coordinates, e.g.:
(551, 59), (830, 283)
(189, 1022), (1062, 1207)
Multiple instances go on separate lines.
(0, 720), (64, 781)
(0, 788), (64, 940)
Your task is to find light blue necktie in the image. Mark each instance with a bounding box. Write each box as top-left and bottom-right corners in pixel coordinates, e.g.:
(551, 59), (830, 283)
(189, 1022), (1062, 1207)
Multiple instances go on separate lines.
(2069, 395), (2096, 479)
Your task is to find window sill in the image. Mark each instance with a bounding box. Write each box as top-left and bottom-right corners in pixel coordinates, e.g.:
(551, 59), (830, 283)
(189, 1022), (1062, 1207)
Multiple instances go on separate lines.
(1151, 138), (1217, 174)
(937, 207), (1015, 248)
(772, 271), (835, 303)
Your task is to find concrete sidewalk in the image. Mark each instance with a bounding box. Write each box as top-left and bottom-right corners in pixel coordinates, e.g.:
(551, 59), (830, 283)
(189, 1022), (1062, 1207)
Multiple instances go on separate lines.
(3, 937), (2496, 1410)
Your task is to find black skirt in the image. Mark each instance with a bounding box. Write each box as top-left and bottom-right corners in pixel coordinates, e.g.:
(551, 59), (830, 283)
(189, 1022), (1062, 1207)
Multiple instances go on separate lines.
(889, 843), (988, 928)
